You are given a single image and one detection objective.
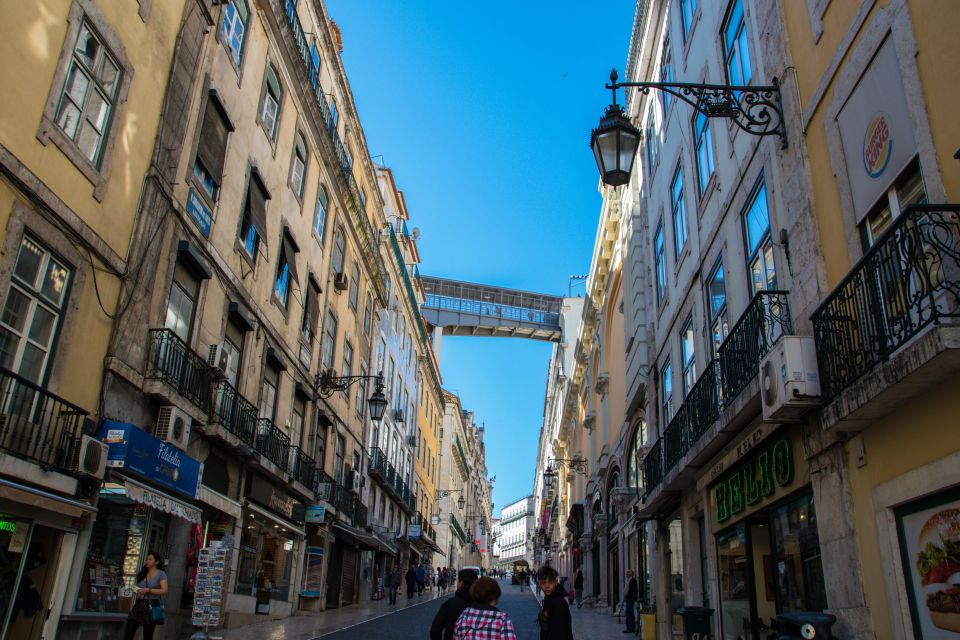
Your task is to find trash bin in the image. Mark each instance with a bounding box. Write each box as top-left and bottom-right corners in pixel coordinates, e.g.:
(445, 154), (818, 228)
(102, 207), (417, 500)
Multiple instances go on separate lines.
(777, 612), (836, 640)
(677, 606), (714, 640)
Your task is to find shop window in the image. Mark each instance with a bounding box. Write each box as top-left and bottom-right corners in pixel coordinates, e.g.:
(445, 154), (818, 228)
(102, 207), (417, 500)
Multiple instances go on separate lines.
(322, 311), (337, 372)
(0, 236), (72, 384)
(681, 317), (696, 396)
(313, 184), (329, 245)
(706, 258), (729, 356)
(668, 519), (684, 631)
(259, 63), (283, 142)
(260, 364), (279, 422)
(722, 0), (752, 86)
(220, 0), (248, 67)
(743, 179), (776, 294)
(235, 511), (296, 601)
(193, 93), (232, 203)
(860, 159), (927, 250)
(771, 492), (826, 613)
(164, 262), (200, 343)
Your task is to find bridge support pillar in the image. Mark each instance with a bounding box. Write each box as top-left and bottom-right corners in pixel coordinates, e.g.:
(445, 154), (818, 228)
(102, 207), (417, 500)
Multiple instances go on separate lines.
(431, 326), (444, 364)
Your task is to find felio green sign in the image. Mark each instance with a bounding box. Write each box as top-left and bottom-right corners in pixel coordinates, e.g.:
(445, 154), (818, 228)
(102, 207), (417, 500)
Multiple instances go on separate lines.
(714, 437), (794, 523)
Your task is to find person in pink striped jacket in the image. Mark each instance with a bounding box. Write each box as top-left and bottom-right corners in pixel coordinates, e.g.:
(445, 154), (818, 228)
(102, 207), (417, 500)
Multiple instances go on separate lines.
(454, 577), (518, 640)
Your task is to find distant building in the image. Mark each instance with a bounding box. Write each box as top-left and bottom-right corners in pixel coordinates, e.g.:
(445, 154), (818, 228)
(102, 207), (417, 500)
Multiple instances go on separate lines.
(493, 495), (534, 571)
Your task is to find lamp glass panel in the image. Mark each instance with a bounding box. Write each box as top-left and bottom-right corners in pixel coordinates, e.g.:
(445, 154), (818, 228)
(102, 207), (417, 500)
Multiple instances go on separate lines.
(618, 129), (640, 177)
(598, 129), (619, 173)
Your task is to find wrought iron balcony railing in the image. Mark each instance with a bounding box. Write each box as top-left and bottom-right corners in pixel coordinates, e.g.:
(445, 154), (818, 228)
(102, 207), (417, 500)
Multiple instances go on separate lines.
(0, 368), (89, 476)
(662, 359), (722, 474)
(812, 204), (960, 398)
(352, 497), (368, 528)
(255, 418), (290, 472)
(369, 447), (388, 477)
(330, 482), (354, 514)
(288, 445), (317, 489)
(450, 512), (467, 543)
(209, 379), (257, 445)
(642, 439), (663, 499)
(145, 328), (213, 411)
(718, 290), (792, 403)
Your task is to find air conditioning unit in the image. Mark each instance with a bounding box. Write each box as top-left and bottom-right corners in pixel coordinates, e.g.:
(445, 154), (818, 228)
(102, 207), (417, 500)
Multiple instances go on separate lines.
(207, 344), (229, 378)
(333, 272), (349, 292)
(351, 470), (362, 493)
(405, 435), (417, 448)
(156, 405), (192, 450)
(77, 435), (108, 479)
(760, 336), (822, 422)
(393, 409), (405, 423)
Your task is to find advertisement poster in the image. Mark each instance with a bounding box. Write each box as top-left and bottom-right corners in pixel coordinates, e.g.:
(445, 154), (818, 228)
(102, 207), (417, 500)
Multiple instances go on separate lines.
(897, 489), (960, 639)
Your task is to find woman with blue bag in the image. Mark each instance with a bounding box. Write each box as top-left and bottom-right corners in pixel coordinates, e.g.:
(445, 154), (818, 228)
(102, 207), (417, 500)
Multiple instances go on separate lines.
(125, 551), (168, 640)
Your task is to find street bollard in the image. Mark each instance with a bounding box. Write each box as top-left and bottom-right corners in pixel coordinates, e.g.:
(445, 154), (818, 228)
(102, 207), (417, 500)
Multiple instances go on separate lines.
(677, 606), (714, 640)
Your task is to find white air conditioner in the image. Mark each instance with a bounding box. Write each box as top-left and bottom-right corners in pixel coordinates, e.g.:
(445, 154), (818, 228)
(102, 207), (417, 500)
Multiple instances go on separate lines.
(156, 405), (192, 450)
(77, 435), (108, 479)
(760, 336), (822, 422)
(333, 272), (349, 292)
(351, 470), (362, 493)
(207, 344), (229, 378)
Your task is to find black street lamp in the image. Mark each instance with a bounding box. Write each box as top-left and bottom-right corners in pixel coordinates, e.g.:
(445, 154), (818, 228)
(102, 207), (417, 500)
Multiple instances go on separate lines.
(591, 68), (786, 186)
(315, 370), (388, 422)
(542, 467), (557, 491)
(437, 489), (466, 510)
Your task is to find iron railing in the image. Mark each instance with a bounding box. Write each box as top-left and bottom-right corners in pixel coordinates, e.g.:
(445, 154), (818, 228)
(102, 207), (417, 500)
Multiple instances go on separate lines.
(353, 497), (368, 528)
(662, 360), (722, 474)
(330, 482), (354, 514)
(209, 379), (257, 444)
(145, 328), (213, 411)
(254, 418), (290, 471)
(450, 512), (467, 543)
(813, 204), (960, 398)
(718, 290), (792, 402)
(642, 440), (663, 499)
(288, 445), (317, 489)
(0, 368), (89, 476)
(368, 447), (388, 477)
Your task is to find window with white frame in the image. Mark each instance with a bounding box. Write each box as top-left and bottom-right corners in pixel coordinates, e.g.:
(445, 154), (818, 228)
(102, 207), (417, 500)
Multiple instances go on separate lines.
(357, 364), (368, 419)
(363, 293), (373, 335)
(259, 63), (283, 141)
(681, 317), (696, 396)
(322, 311), (337, 372)
(661, 360), (673, 425)
(290, 133), (307, 199)
(220, 0), (248, 67)
(342, 340), (354, 386)
(660, 40), (674, 113)
(655, 223), (666, 304)
(743, 179), (776, 294)
(164, 262), (200, 344)
(722, 0), (752, 86)
(693, 111), (714, 196)
(706, 258), (729, 356)
(260, 364), (279, 422)
(348, 262), (360, 311)
(860, 160), (927, 250)
(671, 165), (688, 257)
(0, 237), (72, 384)
(332, 224), (346, 274)
(314, 184), (329, 244)
(645, 103), (658, 172)
(55, 20), (121, 168)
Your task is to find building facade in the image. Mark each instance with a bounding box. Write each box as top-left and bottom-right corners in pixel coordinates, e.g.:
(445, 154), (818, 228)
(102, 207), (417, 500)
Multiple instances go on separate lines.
(493, 496), (535, 572)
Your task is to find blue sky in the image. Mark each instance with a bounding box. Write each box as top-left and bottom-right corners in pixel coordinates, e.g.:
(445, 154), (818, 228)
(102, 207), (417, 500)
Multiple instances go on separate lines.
(327, 1), (636, 515)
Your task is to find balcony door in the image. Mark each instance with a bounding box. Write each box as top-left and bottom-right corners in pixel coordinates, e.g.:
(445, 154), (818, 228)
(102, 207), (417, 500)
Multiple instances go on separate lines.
(164, 262), (199, 344)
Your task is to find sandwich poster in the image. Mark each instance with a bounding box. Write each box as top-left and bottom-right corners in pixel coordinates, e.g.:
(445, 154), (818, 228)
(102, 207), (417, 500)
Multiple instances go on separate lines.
(897, 490), (960, 639)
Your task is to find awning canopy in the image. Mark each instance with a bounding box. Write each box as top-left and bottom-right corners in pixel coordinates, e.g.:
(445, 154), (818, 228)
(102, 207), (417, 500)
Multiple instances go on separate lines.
(122, 476), (201, 524)
(333, 521), (380, 551)
(0, 477), (97, 518)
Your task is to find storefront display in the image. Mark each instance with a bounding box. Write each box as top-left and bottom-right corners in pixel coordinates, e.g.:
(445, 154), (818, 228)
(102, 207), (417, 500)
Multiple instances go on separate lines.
(0, 516), (66, 639)
(191, 537), (233, 628)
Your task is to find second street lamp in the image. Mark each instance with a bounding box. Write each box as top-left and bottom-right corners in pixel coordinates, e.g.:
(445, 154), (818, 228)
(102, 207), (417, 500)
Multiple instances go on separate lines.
(315, 369), (388, 422)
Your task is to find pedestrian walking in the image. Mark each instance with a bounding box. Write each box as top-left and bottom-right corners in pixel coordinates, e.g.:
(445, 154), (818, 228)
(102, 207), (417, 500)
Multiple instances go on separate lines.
(429, 568), (479, 640)
(573, 569), (584, 608)
(417, 563), (426, 595)
(438, 567), (448, 592)
(453, 577), (517, 640)
(537, 566), (573, 640)
(405, 565), (417, 599)
(623, 569), (639, 634)
(386, 564), (402, 605)
(124, 551), (168, 640)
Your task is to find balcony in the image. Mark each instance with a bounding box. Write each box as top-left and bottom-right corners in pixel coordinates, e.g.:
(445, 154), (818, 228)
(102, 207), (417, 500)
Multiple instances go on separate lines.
(207, 379), (257, 446)
(450, 512), (467, 543)
(353, 497), (368, 528)
(330, 482), (354, 515)
(288, 445), (317, 493)
(254, 419), (290, 473)
(0, 367), (89, 481)
(367, 447), (415, 515)
(144, 328), (213, 416)
(718, 291), (792, 401)
(813, 204), (960, 427)
(661, 359), (721, 475)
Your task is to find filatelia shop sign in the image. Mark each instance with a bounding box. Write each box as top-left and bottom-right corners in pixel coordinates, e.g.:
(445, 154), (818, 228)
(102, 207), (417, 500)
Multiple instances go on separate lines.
(712, 436), (795, 523)
(99, 420), (203, 499)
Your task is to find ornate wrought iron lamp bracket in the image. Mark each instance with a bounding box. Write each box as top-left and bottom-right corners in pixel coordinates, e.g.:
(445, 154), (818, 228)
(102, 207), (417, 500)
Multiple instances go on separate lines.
(606, 69), (787, 149)
(548, 457), (589, 476)
(314, 370), (383, 400)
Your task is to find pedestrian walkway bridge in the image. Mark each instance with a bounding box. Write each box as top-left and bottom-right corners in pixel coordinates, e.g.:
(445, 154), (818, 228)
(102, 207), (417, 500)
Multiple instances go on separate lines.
(420, 277), (563, 342)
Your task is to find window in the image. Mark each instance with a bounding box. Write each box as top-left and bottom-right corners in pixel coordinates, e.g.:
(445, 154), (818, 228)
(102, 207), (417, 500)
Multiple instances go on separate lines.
(363, 293), (373, 335)
(260, 365), (279, 421)
(239, 172), (269, 263)
(671, 166), (688, 258)
(722, 0), (751, 86)
(627, 426), (643, 490)
(743, 180), (776, 293)
(645, 103), (659, 172)
(302, 279), (320, 343)
(291, 396), (305, 448)
(655, 223), (666, 304)
(660, 40), (674, 112)
(358, 187), (367, 212)
(681, 317), (696, 395)
(289, 133), (307, 199)
(0, 237), (72, 384)
(314, 184), (329, 244)
(342, 340), (354, 392)
(259, 63), (283, 141)
(322, 311), (337, 372)
(220, 0), (248, 66)
(315, 419), (327, 471)
(309, 40), (321, 88)
(273, 247), (291, 308)
(222, 320), (244, 389)
(357, 364), (368, 419)
(377, 337), (386, 372)
(193, 93), (233, 202)
(334, 435), (345, 483)
(329, 98), (338, 131)
(693, 111), (715, 196)
(164, 262), (200, 343)
(661, 361), (673, 425)
(706, 259), (729, 355)
(680, 0), (696, 41)
(54, 20), (121, 168)
(332, 224), (346, 274)
(860, 160), (927, 249)
(348, 262), (360, 311)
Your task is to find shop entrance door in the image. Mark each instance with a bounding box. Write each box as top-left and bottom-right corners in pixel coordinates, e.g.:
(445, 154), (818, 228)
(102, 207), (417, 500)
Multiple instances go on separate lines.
(325, 544), (343, 609)
(1, 523), (63, 640)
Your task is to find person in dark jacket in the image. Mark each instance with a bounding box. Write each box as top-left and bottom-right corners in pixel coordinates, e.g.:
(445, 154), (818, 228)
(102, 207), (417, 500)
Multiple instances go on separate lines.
(405, 565), (418, 599)
(573, 570), (584, 608)
(386, 565), (402, 605)
(429, 568), (479, 640)
(623, 569), (639, 633)
(537, 566), (573, 640)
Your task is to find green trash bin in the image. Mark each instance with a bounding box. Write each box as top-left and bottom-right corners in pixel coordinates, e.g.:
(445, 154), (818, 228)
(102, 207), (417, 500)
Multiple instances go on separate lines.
(677, 606), (714, 640)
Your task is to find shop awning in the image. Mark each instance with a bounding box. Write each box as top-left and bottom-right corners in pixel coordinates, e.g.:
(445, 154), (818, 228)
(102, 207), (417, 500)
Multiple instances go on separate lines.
(123, 477), (201, 524)
(332, 521), (380, 551)
(199, 486), (242, 519)
(245, 500), (305, 537)
(0, 477), (97, 518)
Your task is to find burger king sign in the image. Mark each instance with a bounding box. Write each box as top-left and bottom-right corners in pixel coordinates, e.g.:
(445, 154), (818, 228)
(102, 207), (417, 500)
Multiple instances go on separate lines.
(863, 112), (893, 179)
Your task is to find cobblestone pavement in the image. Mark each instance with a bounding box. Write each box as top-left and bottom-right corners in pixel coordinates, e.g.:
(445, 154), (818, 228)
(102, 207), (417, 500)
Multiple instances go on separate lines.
(212, 579), (630, 640)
